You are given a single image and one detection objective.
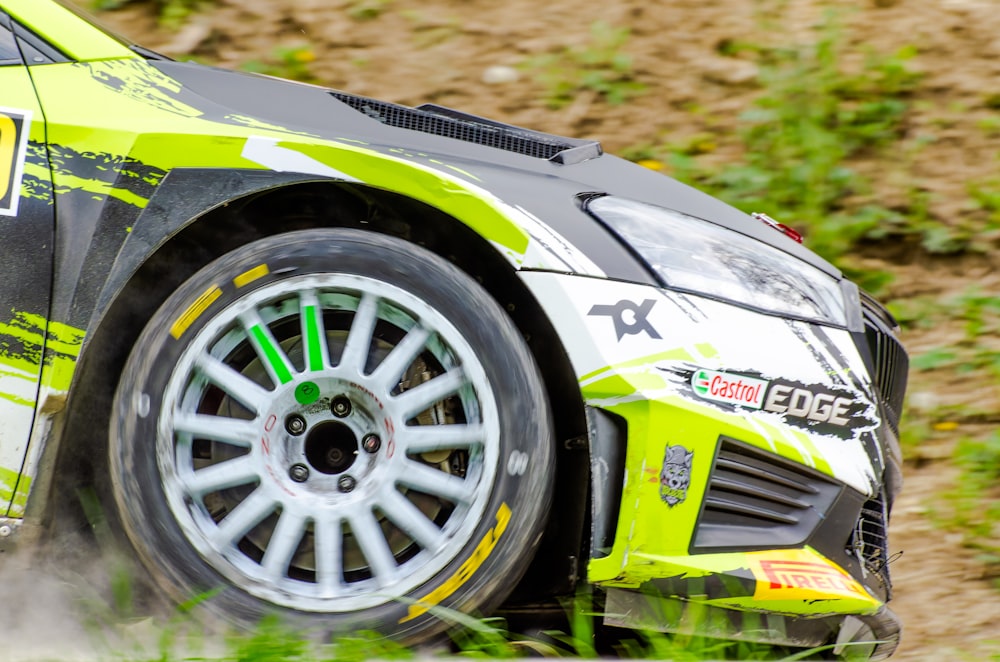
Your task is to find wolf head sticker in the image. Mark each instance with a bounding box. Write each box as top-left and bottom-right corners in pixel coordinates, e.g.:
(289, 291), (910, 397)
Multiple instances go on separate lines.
(660, 444), (693, 506)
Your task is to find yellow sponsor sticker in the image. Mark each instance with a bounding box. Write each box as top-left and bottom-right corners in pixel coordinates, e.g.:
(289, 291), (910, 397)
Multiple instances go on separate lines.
(0, 115), (15, 201)
(0, 107), (32, 217)
(233, 263), (269, 288)
(401, 502), (512, 622)
(747, 549), (875, 604)
(170, 285), (222, 339)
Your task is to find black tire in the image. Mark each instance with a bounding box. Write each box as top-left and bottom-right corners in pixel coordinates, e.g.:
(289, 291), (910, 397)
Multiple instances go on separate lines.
(109, 228), (554, 641)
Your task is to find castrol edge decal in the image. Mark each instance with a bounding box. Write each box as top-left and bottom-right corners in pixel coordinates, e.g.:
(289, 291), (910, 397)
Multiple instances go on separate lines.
(673, 365), (879, 441)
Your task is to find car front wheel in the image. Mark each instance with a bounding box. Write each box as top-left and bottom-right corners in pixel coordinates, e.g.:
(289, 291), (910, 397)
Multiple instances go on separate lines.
(109, 228), (554, 641)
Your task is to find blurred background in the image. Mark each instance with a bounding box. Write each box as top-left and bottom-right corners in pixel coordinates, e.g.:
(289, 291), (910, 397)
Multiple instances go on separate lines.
(71, 0), (1000, 659)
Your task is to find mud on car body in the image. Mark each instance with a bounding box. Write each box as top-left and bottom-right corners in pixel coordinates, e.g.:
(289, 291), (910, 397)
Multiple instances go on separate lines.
(0, 1), (908, 658)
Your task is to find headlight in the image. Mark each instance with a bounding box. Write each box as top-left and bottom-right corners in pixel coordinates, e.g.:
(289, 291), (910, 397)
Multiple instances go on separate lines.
(586, 196), (848, 327)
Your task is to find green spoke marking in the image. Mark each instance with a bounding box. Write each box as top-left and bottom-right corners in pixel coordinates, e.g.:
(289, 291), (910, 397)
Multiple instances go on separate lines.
(249, 324), (294, 385)
(303, 304), (325, 372)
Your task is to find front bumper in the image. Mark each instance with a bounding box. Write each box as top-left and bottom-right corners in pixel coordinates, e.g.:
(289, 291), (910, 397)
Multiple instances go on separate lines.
(521, 272), (901, 655)
(604, 588), (901, 660)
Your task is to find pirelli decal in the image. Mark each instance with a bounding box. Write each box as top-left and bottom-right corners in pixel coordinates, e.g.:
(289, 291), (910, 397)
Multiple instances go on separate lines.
(746, 549), (879, 611)
(0, 107), (31, 217)
(401, 502), (512, 622)
(170, 285), (222, 339)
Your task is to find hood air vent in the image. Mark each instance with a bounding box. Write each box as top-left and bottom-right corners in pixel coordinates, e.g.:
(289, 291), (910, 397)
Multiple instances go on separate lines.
(330, 92), (602, 164)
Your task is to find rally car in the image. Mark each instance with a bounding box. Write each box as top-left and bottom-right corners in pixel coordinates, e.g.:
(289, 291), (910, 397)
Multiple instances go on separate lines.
(0, 1), (907, 658)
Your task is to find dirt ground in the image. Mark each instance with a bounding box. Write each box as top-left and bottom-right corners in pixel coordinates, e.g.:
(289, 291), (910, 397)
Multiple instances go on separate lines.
(75, 0), (1000, 658)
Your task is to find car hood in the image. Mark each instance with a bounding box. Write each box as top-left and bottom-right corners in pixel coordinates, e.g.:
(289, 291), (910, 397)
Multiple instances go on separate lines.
(150, 59), (840, 279)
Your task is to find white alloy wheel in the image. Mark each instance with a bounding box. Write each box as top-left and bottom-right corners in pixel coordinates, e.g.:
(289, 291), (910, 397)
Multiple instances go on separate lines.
(111, 229), (554, 640)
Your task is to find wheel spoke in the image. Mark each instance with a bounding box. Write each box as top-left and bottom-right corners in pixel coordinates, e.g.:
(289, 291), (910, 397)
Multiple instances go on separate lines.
(393, 369), (466, 421)
(184, 456), (259, 496)
(314, 515), (345, 595)
(397, 459), (475, 505)
(261, 509), (308, 579)
(195, 354), (270, 414)
(396, 423), (486, 454)
(173, 412), (258, 448)
(379, 489), (444, 553)
(240, 310), (295, 387)
(211, 488), (277, 547)
(338, 293), (378, 375)
(348, 507), (397, 586)
(370, 325), (431, 391)
(299, 290), (330, 373)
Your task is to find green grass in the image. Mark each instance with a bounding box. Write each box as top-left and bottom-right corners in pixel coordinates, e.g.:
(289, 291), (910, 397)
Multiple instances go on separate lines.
(890, 287), (1000, 573)
(74, 613), (870, 662)
(523, 21), (646, 109)
(241, 45), (319, 84)
(891, 288), (1000, 379)
(90, 0), (213, 27)
(964, 180), (1000, 249)
(934, 430), (1000, 584)
(40, 567), (878, 662)
(346, 0), (393, 21)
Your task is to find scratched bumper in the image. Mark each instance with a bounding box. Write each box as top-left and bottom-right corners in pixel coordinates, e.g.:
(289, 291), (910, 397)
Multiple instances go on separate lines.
(605, 586), (901, 660)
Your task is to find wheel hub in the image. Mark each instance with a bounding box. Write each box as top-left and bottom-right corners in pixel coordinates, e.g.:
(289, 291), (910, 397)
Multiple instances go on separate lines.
(261, 377), (385, 493)
(304, 419), (358, 475)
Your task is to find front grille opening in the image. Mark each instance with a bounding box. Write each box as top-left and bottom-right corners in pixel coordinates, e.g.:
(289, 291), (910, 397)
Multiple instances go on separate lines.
(692, 438), (843, 552)
(860, 295), (909, 434)
(850, 492), (894, 598)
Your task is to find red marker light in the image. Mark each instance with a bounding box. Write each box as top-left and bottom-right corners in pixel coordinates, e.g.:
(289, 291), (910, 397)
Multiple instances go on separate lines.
(752, 212), (803, 243)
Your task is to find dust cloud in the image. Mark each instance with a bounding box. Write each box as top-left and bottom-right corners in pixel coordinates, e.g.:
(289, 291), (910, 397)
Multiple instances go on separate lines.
(0, 532), (187, 662)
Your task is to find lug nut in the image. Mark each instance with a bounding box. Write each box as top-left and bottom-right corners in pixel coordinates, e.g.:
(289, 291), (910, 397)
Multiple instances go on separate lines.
(362, 433), (381, 453)
(338, 475), (357, 493)
(331, 396), (352, 418)
(289, 463), (310, 483)
(285, 414), (306, 436)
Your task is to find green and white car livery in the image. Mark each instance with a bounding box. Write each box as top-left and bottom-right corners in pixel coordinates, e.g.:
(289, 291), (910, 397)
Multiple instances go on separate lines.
(0, 1), (907, 658)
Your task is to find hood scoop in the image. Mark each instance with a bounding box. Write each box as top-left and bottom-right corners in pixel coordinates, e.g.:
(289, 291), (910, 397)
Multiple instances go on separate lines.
(330, 91), (602, 164)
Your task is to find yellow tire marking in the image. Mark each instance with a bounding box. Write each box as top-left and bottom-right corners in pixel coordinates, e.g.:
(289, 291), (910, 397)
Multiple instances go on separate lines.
(233, 264), (269, 288)
(401, 502), (512, 622)
(170, 286), (222, 339)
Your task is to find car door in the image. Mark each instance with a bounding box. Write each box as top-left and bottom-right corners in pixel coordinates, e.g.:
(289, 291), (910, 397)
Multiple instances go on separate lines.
(0, 11), (54, 517)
